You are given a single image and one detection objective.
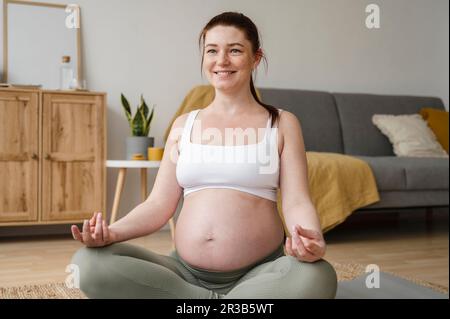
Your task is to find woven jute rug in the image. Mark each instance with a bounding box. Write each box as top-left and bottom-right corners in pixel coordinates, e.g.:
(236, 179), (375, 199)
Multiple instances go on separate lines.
(0, 261), (447, 299)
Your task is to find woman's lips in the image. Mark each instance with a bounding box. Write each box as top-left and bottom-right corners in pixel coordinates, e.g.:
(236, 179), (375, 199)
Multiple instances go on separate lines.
(214, 71), (237, 79)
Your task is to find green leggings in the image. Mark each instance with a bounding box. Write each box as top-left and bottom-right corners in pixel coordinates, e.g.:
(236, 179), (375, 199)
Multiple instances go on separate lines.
(71, 242), (337, 299)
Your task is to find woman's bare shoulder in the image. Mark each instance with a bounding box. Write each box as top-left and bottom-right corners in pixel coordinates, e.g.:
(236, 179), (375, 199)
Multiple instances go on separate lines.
(276, 109), (303, 155)
(168, 112), (190, 143)
(277, 109), (300, 130)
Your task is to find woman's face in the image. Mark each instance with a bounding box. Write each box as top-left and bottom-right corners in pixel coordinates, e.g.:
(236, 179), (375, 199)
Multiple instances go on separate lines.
(202, 25), (261, 92)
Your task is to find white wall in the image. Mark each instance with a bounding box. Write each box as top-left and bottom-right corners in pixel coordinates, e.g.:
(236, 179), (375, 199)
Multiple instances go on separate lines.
(1, 0), (448, 234)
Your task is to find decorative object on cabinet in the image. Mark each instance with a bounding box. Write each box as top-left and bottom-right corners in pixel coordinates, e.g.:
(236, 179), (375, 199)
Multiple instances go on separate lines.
(0, 88), (106, 226)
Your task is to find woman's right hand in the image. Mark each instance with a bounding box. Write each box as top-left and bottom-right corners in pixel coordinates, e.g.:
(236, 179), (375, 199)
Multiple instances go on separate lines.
(71, 212), (116, 247)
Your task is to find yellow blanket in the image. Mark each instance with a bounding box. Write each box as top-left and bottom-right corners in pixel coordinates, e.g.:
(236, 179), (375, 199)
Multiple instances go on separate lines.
(166, 85), (380, 235)
(277, 152), (380, 234)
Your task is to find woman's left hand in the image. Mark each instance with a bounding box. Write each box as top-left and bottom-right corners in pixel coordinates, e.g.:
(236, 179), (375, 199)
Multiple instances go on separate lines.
(285, 224), (326, 263)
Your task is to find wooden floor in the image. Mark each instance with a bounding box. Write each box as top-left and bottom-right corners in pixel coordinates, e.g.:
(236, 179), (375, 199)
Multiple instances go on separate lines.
(0, 209), (448, 289)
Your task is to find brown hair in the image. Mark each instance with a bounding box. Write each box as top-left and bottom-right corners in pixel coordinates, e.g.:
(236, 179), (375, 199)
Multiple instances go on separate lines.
(198, 12), (279, 127)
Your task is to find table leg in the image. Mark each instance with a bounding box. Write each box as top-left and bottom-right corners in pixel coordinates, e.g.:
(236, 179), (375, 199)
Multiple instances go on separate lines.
(110, 168), (127, 224)
(140, 168), (148, 202)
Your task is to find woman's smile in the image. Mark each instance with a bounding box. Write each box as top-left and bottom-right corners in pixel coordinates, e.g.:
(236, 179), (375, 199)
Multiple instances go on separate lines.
(213, 70), (237, 80)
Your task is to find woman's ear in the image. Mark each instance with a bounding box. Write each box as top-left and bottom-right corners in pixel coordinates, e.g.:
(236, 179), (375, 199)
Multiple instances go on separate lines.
(253, 48), (263, 69)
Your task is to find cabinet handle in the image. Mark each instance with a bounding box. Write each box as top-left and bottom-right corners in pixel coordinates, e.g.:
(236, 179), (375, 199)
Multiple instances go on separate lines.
(45, 154), (51, 160)
(31, 153), (38, 160)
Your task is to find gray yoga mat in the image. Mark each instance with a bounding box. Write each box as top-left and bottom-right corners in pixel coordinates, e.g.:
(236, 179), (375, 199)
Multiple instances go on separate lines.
(336, 272), (449, 299)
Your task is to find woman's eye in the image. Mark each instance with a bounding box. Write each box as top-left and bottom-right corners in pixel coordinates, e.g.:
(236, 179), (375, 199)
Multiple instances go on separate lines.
(206, 49), (241, 54)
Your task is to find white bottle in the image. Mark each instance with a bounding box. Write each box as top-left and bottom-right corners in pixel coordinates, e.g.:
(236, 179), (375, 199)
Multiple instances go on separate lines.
(60, 56), (74, 90)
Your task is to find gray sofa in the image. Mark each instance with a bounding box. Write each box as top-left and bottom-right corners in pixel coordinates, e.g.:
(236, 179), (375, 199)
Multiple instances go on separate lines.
(259, 88), (449, 211)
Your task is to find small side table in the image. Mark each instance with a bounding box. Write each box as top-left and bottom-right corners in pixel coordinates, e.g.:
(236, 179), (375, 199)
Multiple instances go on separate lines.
(106, 160), (161, 224)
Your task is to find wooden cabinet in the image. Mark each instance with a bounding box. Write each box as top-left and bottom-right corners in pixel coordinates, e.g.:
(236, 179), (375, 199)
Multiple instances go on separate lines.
(0, 89), (39, 223)
(0, 88), (106, 226)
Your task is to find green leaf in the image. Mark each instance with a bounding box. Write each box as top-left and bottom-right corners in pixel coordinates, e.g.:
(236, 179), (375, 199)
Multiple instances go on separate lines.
(132, 107), (145, 136)
(140, 94), (149, 119)
(139, 106), (148, 137)
(123, 93), (156, 136)
(121, 93), (132, 124)
(145, 105), (155, 136)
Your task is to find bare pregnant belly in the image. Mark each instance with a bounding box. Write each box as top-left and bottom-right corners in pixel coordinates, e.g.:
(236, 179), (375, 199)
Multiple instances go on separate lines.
(174, 189), (285, 271)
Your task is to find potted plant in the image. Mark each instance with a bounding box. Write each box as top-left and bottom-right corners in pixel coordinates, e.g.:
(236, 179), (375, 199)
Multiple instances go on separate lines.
(121, 93), (155, 160)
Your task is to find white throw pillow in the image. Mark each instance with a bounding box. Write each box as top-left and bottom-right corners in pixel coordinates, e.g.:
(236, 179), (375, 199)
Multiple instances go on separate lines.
(372, 114), (449, 158)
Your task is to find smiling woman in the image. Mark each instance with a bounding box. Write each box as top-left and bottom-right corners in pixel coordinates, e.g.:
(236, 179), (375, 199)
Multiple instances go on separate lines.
(201, 27), (254, 93)
(71, 11), (338, 299)
(197, 13), (280, 126)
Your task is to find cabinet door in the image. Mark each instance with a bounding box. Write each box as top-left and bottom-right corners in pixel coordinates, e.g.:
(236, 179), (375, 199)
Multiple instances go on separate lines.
(0, 91), (39, 222)
(42, 93), (105, 221)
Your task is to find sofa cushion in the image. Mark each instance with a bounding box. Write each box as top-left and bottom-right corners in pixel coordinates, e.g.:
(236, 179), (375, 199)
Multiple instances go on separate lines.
(259, 88), (344, 153)
(420, 107), (449, 153)
(333, 93), (445, 156)
(372, 114), (448, 158)
(355, 156), (449, 191)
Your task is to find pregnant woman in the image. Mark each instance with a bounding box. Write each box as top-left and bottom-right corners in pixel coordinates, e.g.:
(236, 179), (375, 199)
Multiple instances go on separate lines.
(71, 11), (337, 299)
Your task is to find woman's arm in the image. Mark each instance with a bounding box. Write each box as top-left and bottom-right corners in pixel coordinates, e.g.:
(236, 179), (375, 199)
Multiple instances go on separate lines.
(107, 199), (175, 243)
(72, 199), (176, 246)
(278, 111), (322, 234)
(278, 111), (326, 262)
(109, 113), (188, 243)
(72, 113), (188, 246)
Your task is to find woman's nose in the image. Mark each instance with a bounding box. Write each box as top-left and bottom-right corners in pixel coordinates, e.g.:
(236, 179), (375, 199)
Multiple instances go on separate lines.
(217, 52), (230, 65)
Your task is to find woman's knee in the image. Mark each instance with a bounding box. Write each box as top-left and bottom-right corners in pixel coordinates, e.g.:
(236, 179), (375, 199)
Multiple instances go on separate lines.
(286, 257), (338, 299)
(312, 259), (338, 298)
(71, 244), (115, 270)
(70, 245), (116, 297)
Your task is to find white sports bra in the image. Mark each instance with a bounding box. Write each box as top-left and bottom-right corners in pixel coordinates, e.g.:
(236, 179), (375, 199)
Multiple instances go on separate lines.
(175, 108), (282, 202)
